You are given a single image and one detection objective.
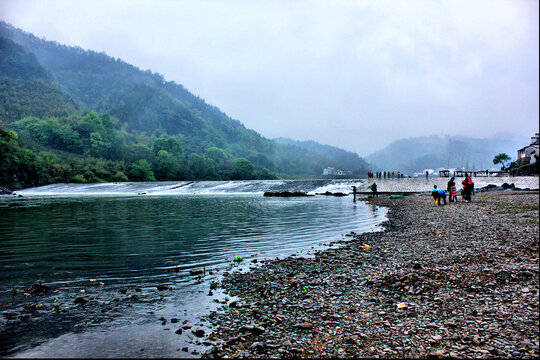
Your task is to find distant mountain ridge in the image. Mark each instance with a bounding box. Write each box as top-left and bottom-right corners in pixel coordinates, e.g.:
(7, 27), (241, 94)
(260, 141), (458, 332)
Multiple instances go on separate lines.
(365, 134), (528, 174)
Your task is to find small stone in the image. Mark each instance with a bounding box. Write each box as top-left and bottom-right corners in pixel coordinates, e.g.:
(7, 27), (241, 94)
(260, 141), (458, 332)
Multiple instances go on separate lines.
(251, 342), (264, 350)
(294, 323), (314, 329)
(240, 325), (254, 332)
(74, 297), (88, 305)
(193, 329), (205, 337)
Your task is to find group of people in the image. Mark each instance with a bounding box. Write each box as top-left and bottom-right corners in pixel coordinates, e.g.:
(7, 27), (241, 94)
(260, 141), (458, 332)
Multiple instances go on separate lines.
(368, 171), (406, 179)
(432, 175), (475, 205)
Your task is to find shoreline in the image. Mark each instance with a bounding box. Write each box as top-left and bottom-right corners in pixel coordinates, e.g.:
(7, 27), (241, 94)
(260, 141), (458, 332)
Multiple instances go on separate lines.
(201, 191), (539, 358)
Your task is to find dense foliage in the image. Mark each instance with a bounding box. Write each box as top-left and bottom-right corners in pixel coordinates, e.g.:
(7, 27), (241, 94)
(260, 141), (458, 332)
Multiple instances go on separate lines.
(0, 21), (370, 189)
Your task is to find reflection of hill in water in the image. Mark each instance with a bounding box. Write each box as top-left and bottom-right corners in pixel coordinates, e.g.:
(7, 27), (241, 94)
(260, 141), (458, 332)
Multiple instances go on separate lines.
(14, 177), (539, 196)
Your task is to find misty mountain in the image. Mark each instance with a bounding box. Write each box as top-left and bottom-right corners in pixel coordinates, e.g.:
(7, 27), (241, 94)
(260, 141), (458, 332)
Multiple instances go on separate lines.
(365, 135), (528, 174)
(0, 21), (369, 185)
(274, 137), (370, 174)
(0, 36), (78, 121)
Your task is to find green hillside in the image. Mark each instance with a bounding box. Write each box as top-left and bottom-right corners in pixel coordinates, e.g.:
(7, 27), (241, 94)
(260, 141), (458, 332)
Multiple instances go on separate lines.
(0, 36), (78, 122)
(0, 21), (369, 188)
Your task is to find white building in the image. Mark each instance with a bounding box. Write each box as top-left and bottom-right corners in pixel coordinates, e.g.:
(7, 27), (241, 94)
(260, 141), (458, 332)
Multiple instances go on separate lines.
(517, 133), (539, 164)
(323, 167), (336, 175)
(323, 167), (352, 176)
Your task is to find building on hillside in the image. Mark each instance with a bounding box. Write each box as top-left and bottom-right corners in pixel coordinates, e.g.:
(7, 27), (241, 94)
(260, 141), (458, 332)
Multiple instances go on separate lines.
(517, 133), (539, 165)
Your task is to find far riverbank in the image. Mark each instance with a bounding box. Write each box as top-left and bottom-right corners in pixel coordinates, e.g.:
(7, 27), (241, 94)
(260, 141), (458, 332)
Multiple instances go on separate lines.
(202, 191), (539, 358)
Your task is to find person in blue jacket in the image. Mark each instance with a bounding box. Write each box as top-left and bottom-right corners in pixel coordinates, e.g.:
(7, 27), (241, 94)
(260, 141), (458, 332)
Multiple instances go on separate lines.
(432, 185), (447, 205)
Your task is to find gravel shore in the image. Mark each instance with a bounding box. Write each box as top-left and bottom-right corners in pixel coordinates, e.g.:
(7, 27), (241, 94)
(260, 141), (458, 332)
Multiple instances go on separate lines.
(201, 191), (539, 358)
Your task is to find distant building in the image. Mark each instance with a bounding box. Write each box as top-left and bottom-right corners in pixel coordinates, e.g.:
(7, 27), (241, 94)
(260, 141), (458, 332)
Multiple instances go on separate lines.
(322, 167), (352, 176)
(517, 133), (539, 165)
(323, 167), (336, 175)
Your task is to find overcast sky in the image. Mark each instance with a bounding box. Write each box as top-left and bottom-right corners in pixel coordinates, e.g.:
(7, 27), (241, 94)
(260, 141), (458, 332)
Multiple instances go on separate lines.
(1, 0), (538, 155)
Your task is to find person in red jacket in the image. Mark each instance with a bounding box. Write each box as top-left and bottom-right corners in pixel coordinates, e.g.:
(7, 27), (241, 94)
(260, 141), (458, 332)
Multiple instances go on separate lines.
(462, 174), (474, 201)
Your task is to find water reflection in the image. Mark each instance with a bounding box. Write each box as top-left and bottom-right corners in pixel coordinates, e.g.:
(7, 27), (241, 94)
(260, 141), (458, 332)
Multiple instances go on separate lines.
(0, 194), (385, 357)
(0, 195), (385, 298)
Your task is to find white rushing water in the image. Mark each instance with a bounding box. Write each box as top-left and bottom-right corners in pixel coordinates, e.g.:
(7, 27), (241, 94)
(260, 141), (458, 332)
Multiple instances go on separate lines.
(11, 177), (539, 197)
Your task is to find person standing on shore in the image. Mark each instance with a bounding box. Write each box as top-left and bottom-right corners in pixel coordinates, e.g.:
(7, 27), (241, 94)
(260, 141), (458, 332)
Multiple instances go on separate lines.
(462, 174), (474, 201)
(351, 185), (357, 202)
(447, 177), (457, 202)
(370, 182), (378, 197)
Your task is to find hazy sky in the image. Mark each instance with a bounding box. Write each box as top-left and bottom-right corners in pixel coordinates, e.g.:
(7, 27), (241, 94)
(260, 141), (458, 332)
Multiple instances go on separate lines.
(1, 0), (538, 155)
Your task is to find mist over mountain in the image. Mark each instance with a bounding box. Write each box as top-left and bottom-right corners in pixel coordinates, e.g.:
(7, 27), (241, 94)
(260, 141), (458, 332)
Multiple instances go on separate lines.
(274, 137), (370, 175)
(365, 134), (528, 175)
(0, 21), (370, 187)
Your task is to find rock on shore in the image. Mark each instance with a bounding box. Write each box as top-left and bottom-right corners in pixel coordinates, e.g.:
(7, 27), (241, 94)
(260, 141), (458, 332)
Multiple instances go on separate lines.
(201, 192), (539, 358)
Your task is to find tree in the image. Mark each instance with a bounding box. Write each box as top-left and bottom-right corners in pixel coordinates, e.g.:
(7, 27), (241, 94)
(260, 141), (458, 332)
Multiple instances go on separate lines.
(128, 160), (156, 181)
(188, 153), (208, 179)
(151, 137), (183, 157)
(206, 147), (228, 169)
(493, 153), (511, 170)
(230, 158), (255, 180)
(154, 150), (182, 180)
(112, 171), (129, 182)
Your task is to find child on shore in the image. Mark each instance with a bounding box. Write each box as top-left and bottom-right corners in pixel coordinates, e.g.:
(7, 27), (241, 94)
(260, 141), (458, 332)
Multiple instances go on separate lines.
(432, 185), (447, 206)
(447, 177), (458, 202)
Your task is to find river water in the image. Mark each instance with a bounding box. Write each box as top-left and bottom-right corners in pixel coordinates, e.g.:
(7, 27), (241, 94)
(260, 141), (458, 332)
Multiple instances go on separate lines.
(0, 180), (387, 357)
(0, 177), (537, 357)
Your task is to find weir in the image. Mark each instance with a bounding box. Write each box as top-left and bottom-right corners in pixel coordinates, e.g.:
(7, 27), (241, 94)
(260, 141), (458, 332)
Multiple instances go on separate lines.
(12, 177), (538, 197)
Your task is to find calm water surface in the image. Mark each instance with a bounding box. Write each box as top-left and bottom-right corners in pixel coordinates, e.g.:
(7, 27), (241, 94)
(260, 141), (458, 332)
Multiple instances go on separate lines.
(0, 192), (385, 357)
(3, 176), (537, 357)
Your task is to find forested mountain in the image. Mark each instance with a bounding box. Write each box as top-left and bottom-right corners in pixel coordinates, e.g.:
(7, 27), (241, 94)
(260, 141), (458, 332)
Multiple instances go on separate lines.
(0, 21), (369, 188)
(0, 37), (78, 121)
(274, 137), (370, 175)
(365, 134), (527, 174)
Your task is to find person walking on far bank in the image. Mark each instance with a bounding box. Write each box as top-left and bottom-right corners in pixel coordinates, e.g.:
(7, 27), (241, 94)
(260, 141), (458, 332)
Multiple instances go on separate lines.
(447, 177), (457, 202)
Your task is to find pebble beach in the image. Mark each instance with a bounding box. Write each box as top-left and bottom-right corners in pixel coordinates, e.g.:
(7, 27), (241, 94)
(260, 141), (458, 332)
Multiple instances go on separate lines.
(202, 191), (539, 358)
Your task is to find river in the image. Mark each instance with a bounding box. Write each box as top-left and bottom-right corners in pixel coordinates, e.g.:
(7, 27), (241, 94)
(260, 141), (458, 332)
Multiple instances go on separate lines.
(1, 177), (537, 357)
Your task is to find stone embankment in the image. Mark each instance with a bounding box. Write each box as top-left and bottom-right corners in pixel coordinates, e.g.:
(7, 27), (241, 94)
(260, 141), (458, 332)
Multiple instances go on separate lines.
(201, 191), (539, 358)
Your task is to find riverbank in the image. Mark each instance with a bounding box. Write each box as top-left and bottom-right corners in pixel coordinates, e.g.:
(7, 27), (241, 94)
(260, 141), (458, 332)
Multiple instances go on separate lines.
(202, 191), (539, 358)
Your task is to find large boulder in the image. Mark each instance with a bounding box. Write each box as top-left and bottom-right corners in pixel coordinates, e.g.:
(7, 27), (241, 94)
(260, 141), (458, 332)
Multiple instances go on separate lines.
(501, 183), (515, 190)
